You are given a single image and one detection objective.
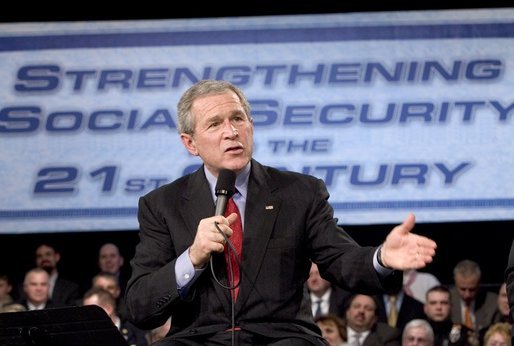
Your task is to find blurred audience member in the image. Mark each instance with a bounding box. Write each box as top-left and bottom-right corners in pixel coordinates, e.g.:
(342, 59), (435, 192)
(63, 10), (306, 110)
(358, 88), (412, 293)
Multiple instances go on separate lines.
(0, 302), (27, 313)
(492, 283), (511, 324)
(402, 319), (434, 346)
(19, 267), (55, 311)
(424, 285), (479, 346)
(92, 271), (129, 320)
(315, 313), (347, 346)
(83, 287), (147, 346)
(345, 293), (401, 346)
(0, 273), (14, 309)
(403, 269), (441, 304)
(450, 260), (498, 332)
(376, 287), (426, 333)
(307, 262), (350, 319)
(35, 243), (80, 306)
(483, 322), (511, 346)
(97, 243), (128, 296)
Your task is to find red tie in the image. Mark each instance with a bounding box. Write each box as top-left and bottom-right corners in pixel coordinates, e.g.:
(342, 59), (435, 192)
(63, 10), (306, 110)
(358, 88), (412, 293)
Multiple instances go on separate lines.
(224, 197), (242, 301)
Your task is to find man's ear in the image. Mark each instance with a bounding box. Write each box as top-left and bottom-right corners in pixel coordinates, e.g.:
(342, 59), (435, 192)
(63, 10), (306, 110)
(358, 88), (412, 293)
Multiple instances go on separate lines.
(180, 134), (198, 156)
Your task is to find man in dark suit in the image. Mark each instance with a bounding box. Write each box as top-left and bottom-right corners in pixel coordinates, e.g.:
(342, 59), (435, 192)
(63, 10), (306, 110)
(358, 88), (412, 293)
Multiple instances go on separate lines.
(35, 243), (80, 307)
(307, 262), (350, 319)
(375, 288), (426, 333)
(18, 267), (57, 311)
(345, 293), (400, 346)
(125, 79), (437, 345)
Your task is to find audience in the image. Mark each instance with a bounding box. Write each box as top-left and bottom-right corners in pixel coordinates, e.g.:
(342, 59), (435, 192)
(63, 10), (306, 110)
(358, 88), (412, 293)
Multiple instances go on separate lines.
(91, 271), (129, 320)
(307, 262), (350, 319)
(0, 273), (14, 309)
(315, 313), (348, 346)
(482, 322), (511, 346)
(402, 319), (434, 346)
(82, 287), (147, 346)
(18, 267), (55, 311)
(492, 282), (511, 324)
(34, 243), (80, 307)
(97, 243), (129, 296)
(345, 293), (401, 346)
(423, 285), (479, 346)
(376, 287), (426, 333)
(450, 260), (498, 332)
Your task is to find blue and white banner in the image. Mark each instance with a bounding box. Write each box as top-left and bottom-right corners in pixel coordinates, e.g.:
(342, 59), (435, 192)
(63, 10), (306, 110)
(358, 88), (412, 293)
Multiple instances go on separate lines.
(1, 8), (513, 233)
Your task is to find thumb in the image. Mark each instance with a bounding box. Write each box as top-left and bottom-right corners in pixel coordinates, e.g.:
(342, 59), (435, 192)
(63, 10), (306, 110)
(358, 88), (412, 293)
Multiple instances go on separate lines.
(399, 213), (416, 234)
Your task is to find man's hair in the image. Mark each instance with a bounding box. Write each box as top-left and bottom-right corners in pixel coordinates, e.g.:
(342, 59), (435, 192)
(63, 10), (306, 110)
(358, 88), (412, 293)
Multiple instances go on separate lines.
(177, 79), (251, 135)
(453, 259), (481, 279)
(83, 287), (116, 308)
(402, 319), (434, 343)
(425, 284), (451, 300)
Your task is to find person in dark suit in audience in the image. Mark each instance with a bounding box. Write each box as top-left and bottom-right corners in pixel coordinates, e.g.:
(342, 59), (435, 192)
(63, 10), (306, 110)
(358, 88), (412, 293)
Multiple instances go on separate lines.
(450, 259), (498, 333)
(97, 243), (129, 297)
(92, 271), (129, 321)
(18, 267), (56, 311)
(83, 287), (147, 346)
(34, 243), (80, 307)
(345, 293), (401, 346)
(125, 79), (437, 345)
(307, 262), (350, 319)
(376, 287), (426, 333)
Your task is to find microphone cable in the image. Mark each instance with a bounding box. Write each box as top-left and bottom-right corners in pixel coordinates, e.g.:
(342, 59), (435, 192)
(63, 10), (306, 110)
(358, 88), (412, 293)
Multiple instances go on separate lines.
(210, 220), (241, 346)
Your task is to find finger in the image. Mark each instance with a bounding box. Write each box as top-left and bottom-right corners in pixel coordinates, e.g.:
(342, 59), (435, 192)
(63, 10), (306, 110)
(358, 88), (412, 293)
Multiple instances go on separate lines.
(226, 212), (239, 226)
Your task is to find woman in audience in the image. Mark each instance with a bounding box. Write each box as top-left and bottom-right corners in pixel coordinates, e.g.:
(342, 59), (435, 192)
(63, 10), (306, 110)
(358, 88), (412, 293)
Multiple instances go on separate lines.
(315, 313), (348, 346)
(482, 322), (511, 346)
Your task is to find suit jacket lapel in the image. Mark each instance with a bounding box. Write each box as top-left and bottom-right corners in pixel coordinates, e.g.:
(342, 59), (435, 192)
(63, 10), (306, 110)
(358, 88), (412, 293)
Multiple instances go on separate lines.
(236, 160), (281, 308)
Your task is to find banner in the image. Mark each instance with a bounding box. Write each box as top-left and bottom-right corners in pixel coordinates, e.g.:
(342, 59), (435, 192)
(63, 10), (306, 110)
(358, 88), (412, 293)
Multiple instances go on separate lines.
(1, 9), (513, 233)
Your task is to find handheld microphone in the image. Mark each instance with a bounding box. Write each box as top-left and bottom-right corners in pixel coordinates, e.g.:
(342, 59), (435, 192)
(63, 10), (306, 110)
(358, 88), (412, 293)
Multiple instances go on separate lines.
(214, 169), (236, 216)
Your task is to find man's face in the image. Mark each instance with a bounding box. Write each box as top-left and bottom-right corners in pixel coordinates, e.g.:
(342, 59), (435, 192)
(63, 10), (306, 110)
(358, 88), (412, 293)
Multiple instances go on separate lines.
(24, 271), (49, 305)
(98, 244), (123, 274)
(454, 273), (479, 303)
(0, 278), (12, 300)
(36, 245), (59, 272)
(497, 283), (509, 316)
(402, 326), (432, 346)
(424, 291), (451, 322)
(180, 91), (254, 177)
(307, 263), (331, 296)
(93, 277), (120, 299)
(345, 294), (377, 332)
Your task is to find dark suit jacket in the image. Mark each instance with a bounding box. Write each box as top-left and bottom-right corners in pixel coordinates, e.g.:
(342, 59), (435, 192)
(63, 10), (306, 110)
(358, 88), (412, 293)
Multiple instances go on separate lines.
(52, 276), (81, 307)
(450, 286), (498, 332)
(362, 321), (401, 346)
(328, 286), (351, 318)
(125, 160), (402, 343)
(376, 292), (426, 332)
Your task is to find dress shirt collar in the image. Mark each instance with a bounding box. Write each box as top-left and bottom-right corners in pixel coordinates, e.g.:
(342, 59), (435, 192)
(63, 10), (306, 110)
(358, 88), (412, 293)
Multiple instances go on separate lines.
(205, 163), (250, 202)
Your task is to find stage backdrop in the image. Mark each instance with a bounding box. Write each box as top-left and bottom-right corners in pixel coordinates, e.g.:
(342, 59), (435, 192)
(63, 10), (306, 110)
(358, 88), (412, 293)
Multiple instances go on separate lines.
(1, 8), (513, 233)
